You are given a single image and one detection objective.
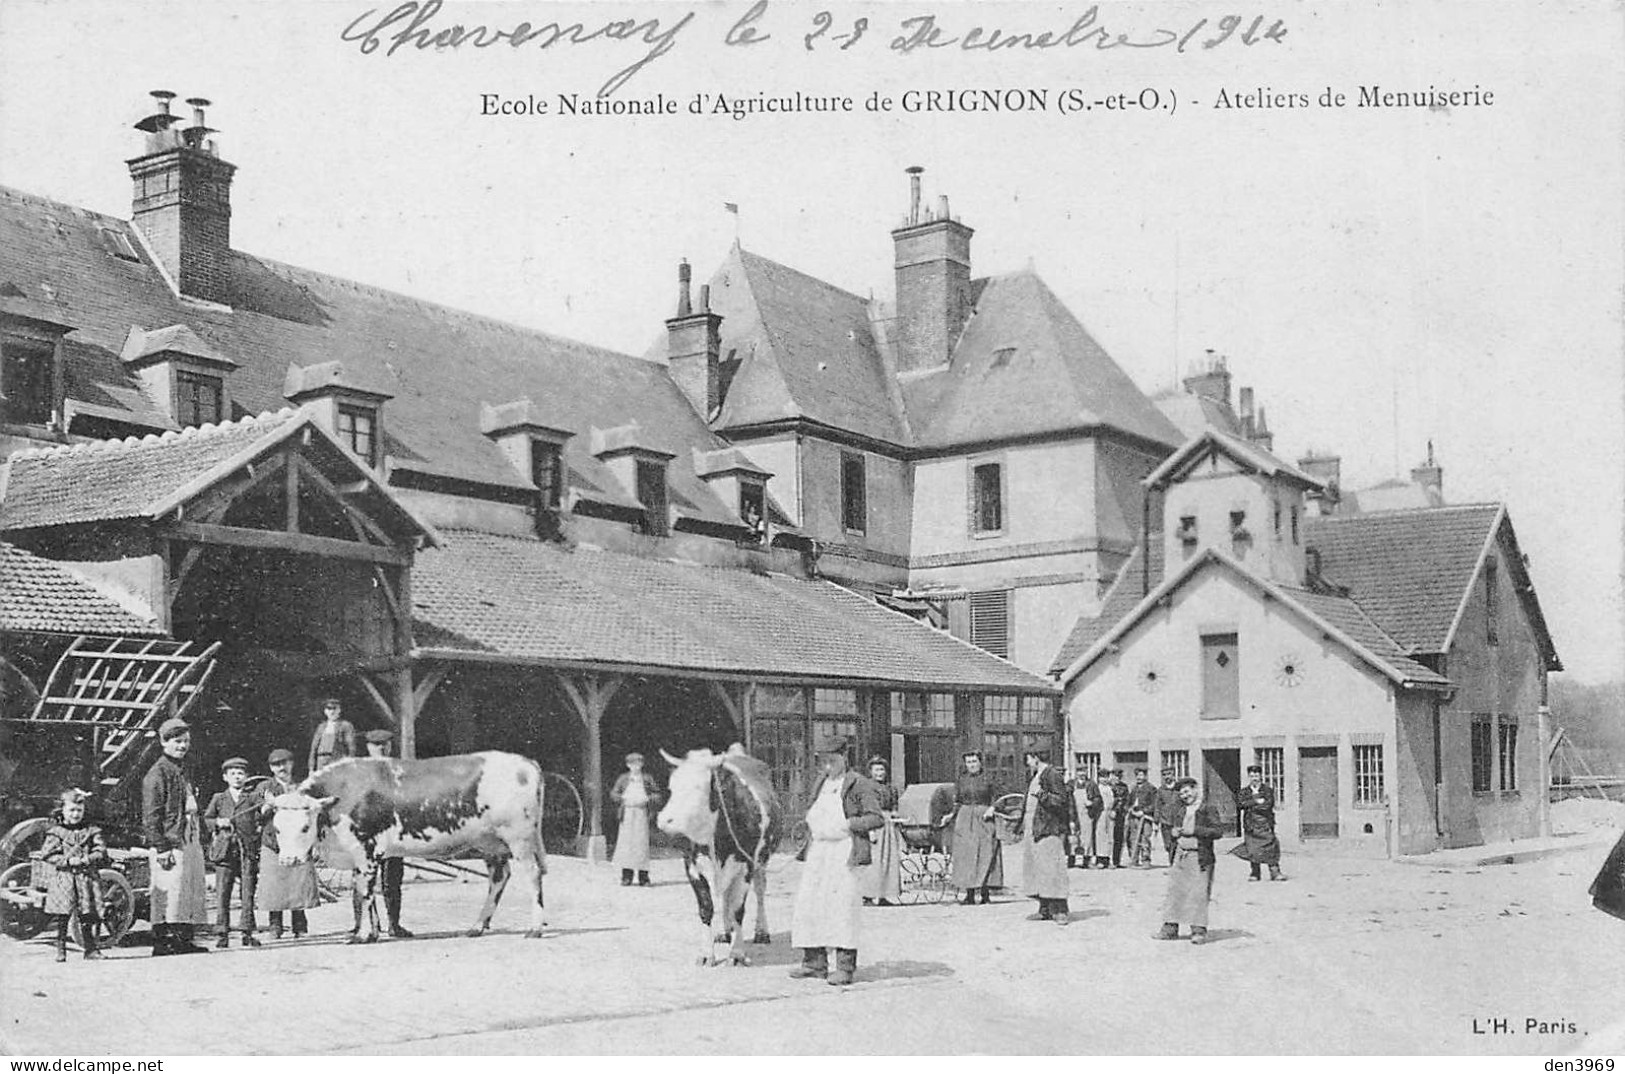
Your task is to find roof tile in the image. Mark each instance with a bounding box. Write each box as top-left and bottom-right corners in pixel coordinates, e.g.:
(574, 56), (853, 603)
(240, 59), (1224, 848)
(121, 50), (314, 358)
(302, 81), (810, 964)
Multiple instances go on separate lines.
(0, 542), (161, 635)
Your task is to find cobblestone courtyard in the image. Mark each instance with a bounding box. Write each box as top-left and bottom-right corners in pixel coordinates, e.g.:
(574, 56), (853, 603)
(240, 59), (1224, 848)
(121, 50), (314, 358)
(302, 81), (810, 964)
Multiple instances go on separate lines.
(4, 831), (1622, 1055)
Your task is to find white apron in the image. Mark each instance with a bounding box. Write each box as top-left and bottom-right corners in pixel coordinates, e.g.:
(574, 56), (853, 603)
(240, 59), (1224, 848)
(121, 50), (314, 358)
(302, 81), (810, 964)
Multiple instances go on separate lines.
(149, 787), (209, 925)
(791, 777), (862, 950)
(612, 777), (652, 870)
(1021, 769), (1070, 899)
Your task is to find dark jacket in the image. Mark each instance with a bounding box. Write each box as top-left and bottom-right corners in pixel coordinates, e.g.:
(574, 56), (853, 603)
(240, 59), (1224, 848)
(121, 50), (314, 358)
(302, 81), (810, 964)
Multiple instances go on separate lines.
(307, 718), (357, 774)
(1155, 783), (1184, 827)
(142, 754), (198, 853)
(825, 771), (884, 867)
(1127, 781), (1159, 816)
(204, 787), (264, 866)
(608, 771), (664, 824)
(1174, 801), (1227, 869)
(952, 772), (998, 808)
(1109, 778), (1130, 818)
(874, 781), (900, 812)
(1237, 782), (1278, 837)
(1018, 763), (1071, 843)
(1071, 775), (1103, 820)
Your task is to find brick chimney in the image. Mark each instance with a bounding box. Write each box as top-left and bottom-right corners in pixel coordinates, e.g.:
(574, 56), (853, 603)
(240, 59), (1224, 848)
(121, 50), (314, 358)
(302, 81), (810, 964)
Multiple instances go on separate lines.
(1411, 441), (1444, 505)
(1183, 350), (1232, 404)
(1299, 451), (1342, 515)
(127, 91), (235, 305)
(892, 167), (974, 373)
(1250, 405), (1274, 452)
(666, 260), (723, 418)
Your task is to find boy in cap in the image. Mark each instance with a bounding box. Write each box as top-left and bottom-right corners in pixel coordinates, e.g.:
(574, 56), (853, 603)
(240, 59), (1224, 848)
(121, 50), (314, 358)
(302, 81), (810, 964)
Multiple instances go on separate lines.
(203, 757), (263, 948)
(790, 737), (884, 985)
(610, 752), (663, 887)
(307, 697), (356, 774)
(257, 748), (316, 938)
(142, 717), (210, 955)
(359, 729), (412, 938)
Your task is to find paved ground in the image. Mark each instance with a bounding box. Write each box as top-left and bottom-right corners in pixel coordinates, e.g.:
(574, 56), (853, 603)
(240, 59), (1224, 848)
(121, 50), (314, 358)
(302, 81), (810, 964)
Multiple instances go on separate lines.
(3, 830), (1623, 1055)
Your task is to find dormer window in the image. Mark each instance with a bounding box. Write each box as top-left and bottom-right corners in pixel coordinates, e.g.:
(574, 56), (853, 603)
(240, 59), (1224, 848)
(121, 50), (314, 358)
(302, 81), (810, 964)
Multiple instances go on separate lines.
(337, 404), (378, 468)
(1, 332), (58, 427)
(531, 440), (565, 509)
(175, 369), (223, 427)
(635, 459), (669, 537)
(740, 480), (766, 540)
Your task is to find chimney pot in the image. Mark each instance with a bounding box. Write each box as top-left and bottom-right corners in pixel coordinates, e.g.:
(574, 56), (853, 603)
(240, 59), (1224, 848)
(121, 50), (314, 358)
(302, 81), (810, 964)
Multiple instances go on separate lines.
(906, 165), (924, 225)
(676, 259), (692, 318)
(698, 284), (711, 313)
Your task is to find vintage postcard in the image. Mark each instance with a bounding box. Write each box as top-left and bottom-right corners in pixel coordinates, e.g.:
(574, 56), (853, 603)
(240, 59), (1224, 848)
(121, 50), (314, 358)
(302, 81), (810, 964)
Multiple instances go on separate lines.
(0, 0), (1621, 1059)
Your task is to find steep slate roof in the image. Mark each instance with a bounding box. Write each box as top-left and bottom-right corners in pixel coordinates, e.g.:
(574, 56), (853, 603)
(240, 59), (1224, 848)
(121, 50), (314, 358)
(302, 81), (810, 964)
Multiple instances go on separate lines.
(1151, 387), (1244, 441)
(0, 184), (742, 529)
(413, 529), (1055, 693)
(694, 246), (908, 444)
(1306, 504), (1549, 660)
(1050, 540), (1165, 675)
(0, 542), (161, 636)
(657, 248), (1180, 453)
(1053, 547), (1449, 688)
(903, 271), (1183, 451)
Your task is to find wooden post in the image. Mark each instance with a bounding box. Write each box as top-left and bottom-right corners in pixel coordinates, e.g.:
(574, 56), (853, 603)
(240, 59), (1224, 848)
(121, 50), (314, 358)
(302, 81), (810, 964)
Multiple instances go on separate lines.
(393, 565), (416, 759)
(556, 671), (624, 862)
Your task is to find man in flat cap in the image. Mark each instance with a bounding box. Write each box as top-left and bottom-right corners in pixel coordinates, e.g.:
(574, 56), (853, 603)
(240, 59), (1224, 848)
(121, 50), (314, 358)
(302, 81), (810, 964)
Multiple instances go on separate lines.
(142, 717), (209, 955)
(358, 729), (412, 938)
(257, 748), (317, 939)
(307, 697), (356, 775)
(203, 756), (263, 947)
(790, 737), (884, 986)
(1155, 765), (1184, 866)
(1127, 768), (1159, 867)
(1017, 747), (1072, 924)
(610, 752), (663, 887)
(1230, 763), (1286, 881)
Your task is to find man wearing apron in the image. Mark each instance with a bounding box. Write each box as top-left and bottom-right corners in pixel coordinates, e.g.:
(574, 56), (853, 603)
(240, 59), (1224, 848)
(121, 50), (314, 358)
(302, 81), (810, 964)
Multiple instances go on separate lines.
(610, 752), (662, 887)
(790, 738), (883, 986)
(142, 717), (210, 955)
(1019, 747), (1072, 925)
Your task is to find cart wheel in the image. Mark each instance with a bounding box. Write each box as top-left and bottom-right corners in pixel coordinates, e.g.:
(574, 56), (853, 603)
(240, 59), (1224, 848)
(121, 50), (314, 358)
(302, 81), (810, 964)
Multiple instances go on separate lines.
(0, 861), (48, 939)
(70, 869), (135, 949)
(925, 853), (952, 902)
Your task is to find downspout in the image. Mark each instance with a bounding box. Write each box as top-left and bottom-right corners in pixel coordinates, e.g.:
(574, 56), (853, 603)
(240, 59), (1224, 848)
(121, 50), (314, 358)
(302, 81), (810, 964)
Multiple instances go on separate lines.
(1142, 484), (1152, 597)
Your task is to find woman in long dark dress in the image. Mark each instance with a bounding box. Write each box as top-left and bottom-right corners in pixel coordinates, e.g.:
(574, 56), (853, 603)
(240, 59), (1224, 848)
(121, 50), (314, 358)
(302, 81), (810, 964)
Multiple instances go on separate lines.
(948, 751), (1003, 904)
(859, 757), (902, 906)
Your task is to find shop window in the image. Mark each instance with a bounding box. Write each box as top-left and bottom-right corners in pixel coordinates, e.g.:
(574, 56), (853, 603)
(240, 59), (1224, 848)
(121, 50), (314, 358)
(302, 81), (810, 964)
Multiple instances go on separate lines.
(1470, 716), (1494, 793)
(840, 451), (866, 534)
(1498, 718), (1518, 791)
(175, 370), (222, 427)
(1353, 744), (1384, 806)
(337, 404), (378, 467)
(971, 461), (1003, 534)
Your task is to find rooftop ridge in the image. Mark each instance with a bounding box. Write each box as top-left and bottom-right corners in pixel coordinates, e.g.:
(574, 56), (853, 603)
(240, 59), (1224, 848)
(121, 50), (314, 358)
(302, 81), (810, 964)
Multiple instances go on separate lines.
(737, 246), (869, 306)
(8, 407), (297, 461)
(243, 250), (655, 368)
(1311, 502), (1503, 522)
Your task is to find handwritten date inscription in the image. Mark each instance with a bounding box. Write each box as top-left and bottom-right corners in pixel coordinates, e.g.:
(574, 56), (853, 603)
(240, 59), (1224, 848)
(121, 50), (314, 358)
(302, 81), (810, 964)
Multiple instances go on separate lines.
(340, 2), (1288, 98)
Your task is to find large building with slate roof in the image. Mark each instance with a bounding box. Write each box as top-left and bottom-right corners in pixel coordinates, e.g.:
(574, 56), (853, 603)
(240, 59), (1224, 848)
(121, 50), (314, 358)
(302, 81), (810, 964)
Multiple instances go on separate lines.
(0, 93), (1094, 845)
(1052, 429), (1561, 855)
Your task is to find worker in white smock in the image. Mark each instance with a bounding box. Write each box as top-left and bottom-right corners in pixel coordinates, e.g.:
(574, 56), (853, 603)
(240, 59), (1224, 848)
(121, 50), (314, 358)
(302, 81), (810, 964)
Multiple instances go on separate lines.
(610, 752), (663, 886)
(789, 738), (884, 986)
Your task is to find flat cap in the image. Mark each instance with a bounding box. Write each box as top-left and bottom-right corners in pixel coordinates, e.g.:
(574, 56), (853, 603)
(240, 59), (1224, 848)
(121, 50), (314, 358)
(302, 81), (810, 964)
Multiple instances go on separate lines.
(220, 756), (250, 772)
(819, 736), (850, 755)
(1246, 764), (1263, 773)
(625, 751), (644, 764)
(364, 728), (395, 744)
(158, 717), (190, 741)
(267, 748), (294, 764)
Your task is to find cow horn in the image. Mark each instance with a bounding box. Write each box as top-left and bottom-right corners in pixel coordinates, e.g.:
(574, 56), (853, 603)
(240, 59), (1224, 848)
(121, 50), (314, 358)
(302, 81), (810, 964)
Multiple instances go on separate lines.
(659, 748), (683, 767)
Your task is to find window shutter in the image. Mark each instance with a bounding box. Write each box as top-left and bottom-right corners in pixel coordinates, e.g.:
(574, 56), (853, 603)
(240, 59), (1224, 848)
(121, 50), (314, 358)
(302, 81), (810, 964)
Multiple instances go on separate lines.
(969, 590), (1011, 658)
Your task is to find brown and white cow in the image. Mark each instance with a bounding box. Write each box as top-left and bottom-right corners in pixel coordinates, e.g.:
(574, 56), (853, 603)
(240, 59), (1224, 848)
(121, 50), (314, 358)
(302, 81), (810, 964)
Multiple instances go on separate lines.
(270, 751), (547, 941)
(656, 744), (783, 966)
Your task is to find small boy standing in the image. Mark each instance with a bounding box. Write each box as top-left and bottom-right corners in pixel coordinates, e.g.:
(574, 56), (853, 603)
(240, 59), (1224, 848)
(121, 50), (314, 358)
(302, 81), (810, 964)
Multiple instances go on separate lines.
(40, 789), (109, 962)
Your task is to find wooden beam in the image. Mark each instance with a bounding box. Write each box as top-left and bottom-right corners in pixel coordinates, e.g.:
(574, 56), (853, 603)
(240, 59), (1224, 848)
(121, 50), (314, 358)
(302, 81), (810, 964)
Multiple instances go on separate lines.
(356, 674), (396, 727)
(394, 666), (416, 759)
(372, 565), (404, 630)
(190, 454), (287, 525)
(413, 664), (448, 711)
(162, 521), (409, 565)
(167, 544), (205, 611)
(284, 446), (301, 533)
(297, 457), (393, 546)
(707, 680), (743, 731)
(555, 671), (624, 843)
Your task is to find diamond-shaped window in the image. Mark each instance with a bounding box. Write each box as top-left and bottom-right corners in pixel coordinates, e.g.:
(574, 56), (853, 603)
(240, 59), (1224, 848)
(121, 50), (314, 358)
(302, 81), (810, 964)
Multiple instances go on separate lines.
(1215, 650), (1231, 668)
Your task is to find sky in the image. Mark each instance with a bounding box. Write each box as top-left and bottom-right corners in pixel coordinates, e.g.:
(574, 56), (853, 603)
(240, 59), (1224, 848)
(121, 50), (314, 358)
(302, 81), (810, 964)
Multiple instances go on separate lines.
(1, 0), (1621, 683)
